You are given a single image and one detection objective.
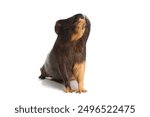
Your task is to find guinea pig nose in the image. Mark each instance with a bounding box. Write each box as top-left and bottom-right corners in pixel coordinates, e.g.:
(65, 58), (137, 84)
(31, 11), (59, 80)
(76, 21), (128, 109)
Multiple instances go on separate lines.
(75, 14), (84, 19)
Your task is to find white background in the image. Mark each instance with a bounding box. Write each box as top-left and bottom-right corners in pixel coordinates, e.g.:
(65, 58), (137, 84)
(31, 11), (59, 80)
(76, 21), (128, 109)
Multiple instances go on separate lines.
(0, 0), (150, 117)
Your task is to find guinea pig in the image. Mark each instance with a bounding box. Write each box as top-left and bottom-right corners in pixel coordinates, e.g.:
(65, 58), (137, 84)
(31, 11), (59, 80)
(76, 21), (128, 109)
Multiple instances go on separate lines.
(39, 14), (91, 93)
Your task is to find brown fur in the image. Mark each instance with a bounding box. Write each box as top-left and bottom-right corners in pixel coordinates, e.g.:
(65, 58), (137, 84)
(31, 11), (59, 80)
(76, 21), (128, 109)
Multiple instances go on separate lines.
(39, 14), (91, 93)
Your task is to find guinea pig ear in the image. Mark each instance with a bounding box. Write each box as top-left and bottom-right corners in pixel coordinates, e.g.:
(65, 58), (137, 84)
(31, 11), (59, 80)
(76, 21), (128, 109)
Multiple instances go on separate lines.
(55, 21), (61, 34)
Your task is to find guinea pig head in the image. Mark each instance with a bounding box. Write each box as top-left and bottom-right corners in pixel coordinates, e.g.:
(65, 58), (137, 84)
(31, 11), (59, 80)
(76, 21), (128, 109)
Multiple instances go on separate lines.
(55, 14), (90, 42)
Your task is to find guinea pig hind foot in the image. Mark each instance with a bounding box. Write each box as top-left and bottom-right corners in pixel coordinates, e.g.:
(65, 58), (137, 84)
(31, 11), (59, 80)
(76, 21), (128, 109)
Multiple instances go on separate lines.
(39, 74), (46, 79)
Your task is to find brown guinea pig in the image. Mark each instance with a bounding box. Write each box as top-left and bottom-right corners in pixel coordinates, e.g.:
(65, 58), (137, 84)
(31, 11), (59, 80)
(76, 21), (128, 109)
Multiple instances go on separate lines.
(39, 14), (91, 93)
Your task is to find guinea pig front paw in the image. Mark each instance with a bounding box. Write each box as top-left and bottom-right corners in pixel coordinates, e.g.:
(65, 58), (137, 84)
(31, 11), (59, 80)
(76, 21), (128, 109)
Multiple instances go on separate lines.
(76, 89), (87, 94)
(64, 87), (75, 93)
